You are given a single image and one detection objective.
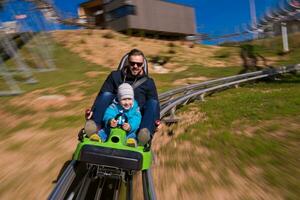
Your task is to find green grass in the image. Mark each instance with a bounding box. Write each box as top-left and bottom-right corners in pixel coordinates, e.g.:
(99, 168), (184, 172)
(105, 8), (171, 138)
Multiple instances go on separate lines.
(0, 121), (34, 139)
(244, 33), (300, 66)
(152, 65), (243, 93)
(160, 74), (300, 198)
(0, 39), (110, 138)
(2, 104), (37, 116)
(277, 48), (300, 65)
(41, 115), (84, 130)
(6, 141), (25, 151)
(22, 42), (109, 90)
(213, 47), (238, 61)
(0, 39), (109, 117)
(0, 77), (9, 90)
(0, 38), (110, 94)
(188, 65), (243, 78)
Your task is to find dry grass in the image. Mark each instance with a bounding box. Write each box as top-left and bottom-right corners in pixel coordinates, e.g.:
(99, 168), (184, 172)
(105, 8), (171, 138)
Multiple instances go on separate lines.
(52, 30), (242, 70)
(0, 128), (77, 199)
(151, 113), (299, 200)
(173, 76), (211, 86)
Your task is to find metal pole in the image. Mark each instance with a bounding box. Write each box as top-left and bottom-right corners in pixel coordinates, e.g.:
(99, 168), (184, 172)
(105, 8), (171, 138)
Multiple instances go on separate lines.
(281, 22), (289, 52)
(0, 56), (23, 96)
(249, 0), (258, 39)
(0, 30), (37, 84)
(30, 12), (56, 71)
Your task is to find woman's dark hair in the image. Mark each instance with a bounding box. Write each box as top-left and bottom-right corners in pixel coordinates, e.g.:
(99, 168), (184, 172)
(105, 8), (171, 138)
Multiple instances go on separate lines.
(128, 49), (144, 58)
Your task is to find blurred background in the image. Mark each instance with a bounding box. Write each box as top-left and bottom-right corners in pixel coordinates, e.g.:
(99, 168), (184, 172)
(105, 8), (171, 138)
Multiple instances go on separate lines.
(0, 0), (299, 199)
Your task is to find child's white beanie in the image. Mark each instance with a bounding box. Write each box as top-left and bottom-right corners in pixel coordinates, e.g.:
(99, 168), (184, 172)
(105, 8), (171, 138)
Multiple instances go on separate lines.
(117, 83), (134, 101)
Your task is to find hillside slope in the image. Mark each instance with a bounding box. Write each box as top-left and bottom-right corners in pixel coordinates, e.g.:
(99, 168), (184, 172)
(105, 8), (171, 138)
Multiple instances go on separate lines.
(52, 29), (242, 70)
(0, 30), (299, 199)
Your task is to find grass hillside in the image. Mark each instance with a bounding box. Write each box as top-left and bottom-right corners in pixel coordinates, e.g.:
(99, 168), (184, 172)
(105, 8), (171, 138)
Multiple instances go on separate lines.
(52, 29), (242, 69)
(0, 30), (299, 199)
(241, 32), (300, 66)
(154, 74), (300, 199)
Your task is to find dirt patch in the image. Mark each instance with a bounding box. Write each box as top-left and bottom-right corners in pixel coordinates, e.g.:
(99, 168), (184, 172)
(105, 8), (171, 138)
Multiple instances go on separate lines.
(0, 84), (88, 199)
(233, 118), (300, 138)
(65, 89), (85, 102)
(0, 128), (78, 200)
(9, 87), (85, 112)
(152, 64), (170, 73)
(170, 65), (188, 73)
(0, 110), (23, 129)
(85, 71), (107, 78)
(33, 95), (67, 108)
(152, 107), (206, 152)
(150, 63), (188, 74)
(173, 76), (210, 86)
(68, 81), (89, 87)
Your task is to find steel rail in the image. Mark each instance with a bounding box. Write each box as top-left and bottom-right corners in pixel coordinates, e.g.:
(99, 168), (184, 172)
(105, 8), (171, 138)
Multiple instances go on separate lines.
(48, 160), (77, 200)
(158, 65), (295, 103)
(159, 72), (264, 112)
(159, 64), (299, 118)
(159, 64), (300, 104)
(145, 169), (156, 200)
(160, 74), (267, 118)
(49, 165), (136, 200)
(74, 168), (93, 200)
(159, 70), (264, 101)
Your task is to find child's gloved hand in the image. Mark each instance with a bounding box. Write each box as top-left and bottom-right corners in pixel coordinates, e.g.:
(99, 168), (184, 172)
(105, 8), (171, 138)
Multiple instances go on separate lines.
(110, 119), (118, 128)
(122, 123), (131, 132)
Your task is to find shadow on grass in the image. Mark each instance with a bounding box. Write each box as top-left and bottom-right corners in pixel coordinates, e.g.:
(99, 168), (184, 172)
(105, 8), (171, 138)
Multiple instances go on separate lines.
(261, 73), (300, 84)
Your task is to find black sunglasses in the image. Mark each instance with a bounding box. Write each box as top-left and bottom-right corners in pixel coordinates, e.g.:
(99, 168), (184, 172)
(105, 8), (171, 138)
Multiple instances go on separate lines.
(129, 61), (143, 67)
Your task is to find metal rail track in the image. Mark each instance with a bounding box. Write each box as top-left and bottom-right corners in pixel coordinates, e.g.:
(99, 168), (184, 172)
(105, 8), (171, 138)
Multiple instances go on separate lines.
(49, 64), (299, 200)
(159, 64), (300, 118)
(49, 162), (156, 200)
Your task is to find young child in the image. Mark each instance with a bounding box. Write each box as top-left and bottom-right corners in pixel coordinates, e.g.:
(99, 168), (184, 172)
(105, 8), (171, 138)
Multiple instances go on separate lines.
(90, 83), (141, 147)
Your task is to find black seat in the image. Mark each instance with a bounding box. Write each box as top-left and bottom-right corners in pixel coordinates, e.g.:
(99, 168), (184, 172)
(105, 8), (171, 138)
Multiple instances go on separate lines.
(79, 145), (143, 171)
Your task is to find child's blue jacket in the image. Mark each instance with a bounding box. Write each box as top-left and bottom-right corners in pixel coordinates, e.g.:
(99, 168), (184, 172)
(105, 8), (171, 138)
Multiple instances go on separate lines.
(103, 99), (142, 135)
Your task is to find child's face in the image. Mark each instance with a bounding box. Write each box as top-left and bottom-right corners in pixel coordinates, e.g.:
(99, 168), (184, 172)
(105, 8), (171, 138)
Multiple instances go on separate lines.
(120, 98), (133, 110)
